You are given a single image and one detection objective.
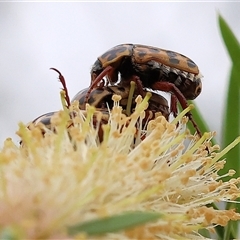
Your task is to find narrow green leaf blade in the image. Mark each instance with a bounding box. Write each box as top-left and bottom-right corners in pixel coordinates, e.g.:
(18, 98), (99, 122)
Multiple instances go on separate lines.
(218, 14), (240, 178)
(68, 211), (162, 236)
(221, 65), (240, 178)
(218, 13), (240, 67)
(218, 14), (240, 239)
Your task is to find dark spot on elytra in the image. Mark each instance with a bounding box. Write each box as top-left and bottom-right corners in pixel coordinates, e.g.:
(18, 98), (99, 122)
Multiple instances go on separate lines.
(165, 51), (180, 65)
(187, 58), (197, 68)
(40, 117), (51, 126)
(78, 95), (85, 105)
(148, 46), (161, 53)
(136, 46), (161, 59)
(85, 88), (104, 104)
(137, 51), (147, 58)
(32, 112), (55, 124)
(101, 46), (130, 62)
(169, 58), (180, 65)
(166, 50), (178, 58)
(87, 96), (95, 105)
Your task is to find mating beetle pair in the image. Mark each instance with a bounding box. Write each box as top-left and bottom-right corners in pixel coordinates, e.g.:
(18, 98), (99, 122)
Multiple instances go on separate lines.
(29, 71), (170, 142)
(29, 43), (203, 139)
(87, 43), (203, 135)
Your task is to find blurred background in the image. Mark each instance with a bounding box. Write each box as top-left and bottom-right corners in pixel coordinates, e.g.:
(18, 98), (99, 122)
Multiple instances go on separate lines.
(0, 2), (240, 146)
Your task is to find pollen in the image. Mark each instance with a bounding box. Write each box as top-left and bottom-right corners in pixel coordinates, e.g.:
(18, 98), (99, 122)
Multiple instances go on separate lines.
(112, 94), (122, 102)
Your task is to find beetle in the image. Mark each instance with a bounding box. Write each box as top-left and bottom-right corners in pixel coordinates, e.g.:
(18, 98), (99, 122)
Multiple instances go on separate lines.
(25, 68), (170, 144)
(30, 83), (170, 130)
(89, 43), (202, 99)
(27, 109), (109, 141)
(86, 43), (203, 135)
(50, 67), (170, 121)
(27, 85), (169, 143)
(72, 82), (170, 122)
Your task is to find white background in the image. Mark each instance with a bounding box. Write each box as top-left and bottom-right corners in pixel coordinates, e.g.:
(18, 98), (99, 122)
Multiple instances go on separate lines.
(1, 2), (240, 146)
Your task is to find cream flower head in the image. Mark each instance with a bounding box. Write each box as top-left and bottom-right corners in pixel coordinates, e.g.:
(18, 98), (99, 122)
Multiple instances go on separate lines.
(0, 89), (240, 240)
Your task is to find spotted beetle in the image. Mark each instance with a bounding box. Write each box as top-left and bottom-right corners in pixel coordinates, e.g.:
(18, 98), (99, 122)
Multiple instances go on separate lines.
(72, 83), (170, 122)
(25, 68), (170, 144)
(86, 43), (203, 136)
(50, 67), (170, 121)
(89, 44), (202, 99)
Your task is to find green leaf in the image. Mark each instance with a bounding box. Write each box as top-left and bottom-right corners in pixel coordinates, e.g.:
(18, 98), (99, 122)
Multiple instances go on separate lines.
(221, 66), (240, 178)
(0, 228), (19, 240)
(198, 228), (211, 239)
(218, 14), (240, 179)
(218, 13), (240, 68)
(68, 211), (162, 236)
(218, 13), (240, 240)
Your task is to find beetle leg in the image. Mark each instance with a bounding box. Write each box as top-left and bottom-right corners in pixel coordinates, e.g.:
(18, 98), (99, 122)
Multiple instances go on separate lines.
(50, 68), (71, 108)
(151, 81), (202, 137)
(90, 65), (113, 86)
(122, 75), (146, 97)
(133, 76), (146, 97)
(85, 65), (113, 104)
(170, 94), (178, 118)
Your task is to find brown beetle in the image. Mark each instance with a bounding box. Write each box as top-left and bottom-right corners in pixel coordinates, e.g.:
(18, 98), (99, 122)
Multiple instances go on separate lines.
(26, 69), (170, 143)
(86, 44), (203, 135)
(72, 82), (170, 122)
(89, 44), (202, 99)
